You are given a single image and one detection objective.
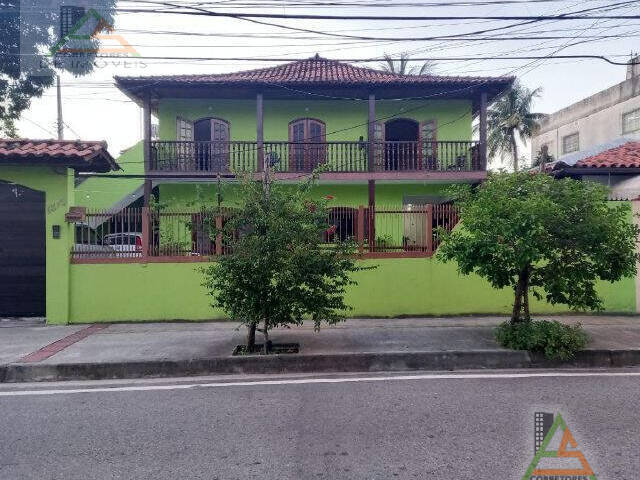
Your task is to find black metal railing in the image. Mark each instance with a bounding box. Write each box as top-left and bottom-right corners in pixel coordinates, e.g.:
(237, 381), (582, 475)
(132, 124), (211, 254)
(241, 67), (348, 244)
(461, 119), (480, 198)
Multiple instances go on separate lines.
(149, 140), (482, 173)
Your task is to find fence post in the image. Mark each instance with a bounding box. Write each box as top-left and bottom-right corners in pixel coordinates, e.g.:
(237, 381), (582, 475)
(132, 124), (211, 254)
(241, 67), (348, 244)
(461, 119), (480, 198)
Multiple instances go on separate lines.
(426, 204), (433, 255)
(141, 207), (150, 258)
(357, 205), (365, 253)
(215, 215), (223, 256)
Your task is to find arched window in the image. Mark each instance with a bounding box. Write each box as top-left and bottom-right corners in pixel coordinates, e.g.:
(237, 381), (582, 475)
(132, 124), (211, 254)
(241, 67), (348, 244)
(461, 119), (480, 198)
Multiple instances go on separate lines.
(288, 118), (326, 172)
(193, 117), (230, 171)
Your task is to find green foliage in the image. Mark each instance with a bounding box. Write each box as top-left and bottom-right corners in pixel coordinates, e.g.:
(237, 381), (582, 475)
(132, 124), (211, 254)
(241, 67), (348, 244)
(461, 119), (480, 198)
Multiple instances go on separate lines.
(379, 52), (435, 75)
(1, 1), (116, 136)
(482, 81), (544, 171)
(202, 176), (365, 349)
(495, 320), (589, 360)
(438, 172), (639, 322)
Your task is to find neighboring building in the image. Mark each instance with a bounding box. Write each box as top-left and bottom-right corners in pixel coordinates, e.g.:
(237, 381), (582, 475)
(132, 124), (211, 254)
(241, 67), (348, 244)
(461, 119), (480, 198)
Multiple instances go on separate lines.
(532, 56), (640, 160)
(542, 139), (640, 200)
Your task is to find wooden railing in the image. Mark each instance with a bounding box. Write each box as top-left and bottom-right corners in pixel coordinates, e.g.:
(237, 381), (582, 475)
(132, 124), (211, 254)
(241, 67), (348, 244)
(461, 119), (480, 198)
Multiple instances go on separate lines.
(149, 140), (482, 173)
(70, 204), (460, 262)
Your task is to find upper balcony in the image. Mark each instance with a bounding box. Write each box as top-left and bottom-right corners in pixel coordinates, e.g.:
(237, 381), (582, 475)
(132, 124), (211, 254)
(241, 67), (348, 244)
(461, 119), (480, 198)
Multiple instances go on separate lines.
(116, 56), (514, 182)
(149, 139), (483, 180)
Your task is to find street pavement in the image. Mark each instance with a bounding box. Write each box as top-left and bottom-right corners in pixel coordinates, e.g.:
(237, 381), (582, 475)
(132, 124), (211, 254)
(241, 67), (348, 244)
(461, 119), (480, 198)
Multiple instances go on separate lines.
(0, 369), (639, 480)
(2, 315), (640, 365)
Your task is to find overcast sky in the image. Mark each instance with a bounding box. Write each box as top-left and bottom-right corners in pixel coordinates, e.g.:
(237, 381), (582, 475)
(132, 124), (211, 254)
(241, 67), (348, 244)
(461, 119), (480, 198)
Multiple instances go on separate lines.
(16, 0), (640, 166)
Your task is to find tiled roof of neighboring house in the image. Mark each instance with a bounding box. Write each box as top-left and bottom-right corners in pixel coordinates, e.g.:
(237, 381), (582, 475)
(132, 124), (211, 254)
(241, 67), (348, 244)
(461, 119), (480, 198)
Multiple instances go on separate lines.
(115, 56), (514, 105)
(541, 137), (640, 172)
(0, 139), (119, 172)
(575, 142), (640, 168)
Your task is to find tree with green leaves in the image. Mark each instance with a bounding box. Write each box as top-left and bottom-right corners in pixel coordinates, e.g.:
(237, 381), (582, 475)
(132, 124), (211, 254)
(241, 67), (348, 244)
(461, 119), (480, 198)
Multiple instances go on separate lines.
(484, 81), (544, 171)
(202, 176), (363, 354)
(0, 1), (116, 136)
(438, 172), (639, 324)
(379, 52), (435, 76)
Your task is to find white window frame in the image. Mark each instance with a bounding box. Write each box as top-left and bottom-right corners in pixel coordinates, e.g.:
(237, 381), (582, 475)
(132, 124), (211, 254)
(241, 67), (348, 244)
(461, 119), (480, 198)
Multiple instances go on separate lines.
(622, 108), (640, 135)
(176, 117), (193, 141)
(562, 133), (579, 155)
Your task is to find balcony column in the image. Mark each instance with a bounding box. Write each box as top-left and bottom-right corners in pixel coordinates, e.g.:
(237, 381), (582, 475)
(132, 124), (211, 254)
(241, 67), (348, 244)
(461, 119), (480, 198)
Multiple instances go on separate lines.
(368, 93), (376, 250)
(142, 93), (152, 207)
(479, 91), (488, 170)
(257, 92), (264, 173)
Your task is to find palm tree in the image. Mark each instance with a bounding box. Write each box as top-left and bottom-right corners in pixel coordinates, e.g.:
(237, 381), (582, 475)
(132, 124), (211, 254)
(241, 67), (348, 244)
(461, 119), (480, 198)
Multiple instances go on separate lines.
(485, 81), (544, 171)
(379, 52), (435, 76)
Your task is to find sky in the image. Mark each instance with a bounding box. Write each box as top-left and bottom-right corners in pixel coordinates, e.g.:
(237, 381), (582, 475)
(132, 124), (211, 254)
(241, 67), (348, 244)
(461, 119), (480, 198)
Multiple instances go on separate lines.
(16, 0), (640, 167)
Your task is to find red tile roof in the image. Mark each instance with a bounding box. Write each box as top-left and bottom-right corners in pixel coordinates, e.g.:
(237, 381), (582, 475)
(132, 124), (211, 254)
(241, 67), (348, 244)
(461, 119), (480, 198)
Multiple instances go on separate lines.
(0, 139), (119, 172)
(117, 56), (512, 87)
(575, 142), (640, 169)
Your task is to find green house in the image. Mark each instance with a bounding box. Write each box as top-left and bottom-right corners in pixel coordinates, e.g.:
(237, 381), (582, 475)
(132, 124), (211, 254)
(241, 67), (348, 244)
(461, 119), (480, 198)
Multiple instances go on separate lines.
(3, 57), (637, 324)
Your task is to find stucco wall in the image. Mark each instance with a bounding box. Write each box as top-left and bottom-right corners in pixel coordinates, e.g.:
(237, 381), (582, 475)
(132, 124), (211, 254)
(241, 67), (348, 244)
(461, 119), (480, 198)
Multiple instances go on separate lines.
(68, 258), (636, 323)
(532, 76), (640, 159)
(157, 98), (473, 142)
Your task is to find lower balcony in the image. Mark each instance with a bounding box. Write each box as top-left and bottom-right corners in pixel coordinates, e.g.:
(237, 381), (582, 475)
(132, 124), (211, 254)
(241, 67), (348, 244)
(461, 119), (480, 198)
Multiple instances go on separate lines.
(149, 140), (484, 180)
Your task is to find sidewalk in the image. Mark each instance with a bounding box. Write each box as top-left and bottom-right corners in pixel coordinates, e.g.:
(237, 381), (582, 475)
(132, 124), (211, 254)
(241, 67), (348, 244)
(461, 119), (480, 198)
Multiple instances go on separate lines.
(2, 316), (640, 382)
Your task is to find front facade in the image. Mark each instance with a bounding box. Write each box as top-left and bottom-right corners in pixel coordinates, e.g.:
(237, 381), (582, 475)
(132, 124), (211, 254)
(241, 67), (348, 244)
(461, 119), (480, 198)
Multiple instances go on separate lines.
(4, 58), (639, 324)
(532, 56), (640, 161)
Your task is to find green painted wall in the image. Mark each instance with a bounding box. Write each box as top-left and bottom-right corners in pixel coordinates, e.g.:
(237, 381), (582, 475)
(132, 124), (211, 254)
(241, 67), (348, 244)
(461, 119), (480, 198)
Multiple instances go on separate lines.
(0, 166), (74, 324)
(157, 98), (472, 143)
(68, 257), (635, 323)
(75, 141), (144, 209)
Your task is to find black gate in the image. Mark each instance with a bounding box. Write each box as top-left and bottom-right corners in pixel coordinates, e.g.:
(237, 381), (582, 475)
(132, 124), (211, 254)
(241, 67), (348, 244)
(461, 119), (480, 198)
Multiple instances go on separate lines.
(0, 182), (45, 317)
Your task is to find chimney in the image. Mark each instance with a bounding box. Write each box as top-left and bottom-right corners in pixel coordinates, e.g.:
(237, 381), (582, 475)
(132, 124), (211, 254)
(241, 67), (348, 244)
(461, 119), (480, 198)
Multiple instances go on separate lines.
(627, 54), (640, 79)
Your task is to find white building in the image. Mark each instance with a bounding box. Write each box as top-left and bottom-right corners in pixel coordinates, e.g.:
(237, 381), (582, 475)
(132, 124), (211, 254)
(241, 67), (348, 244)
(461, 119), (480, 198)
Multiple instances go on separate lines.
(532, 57), (640, 160)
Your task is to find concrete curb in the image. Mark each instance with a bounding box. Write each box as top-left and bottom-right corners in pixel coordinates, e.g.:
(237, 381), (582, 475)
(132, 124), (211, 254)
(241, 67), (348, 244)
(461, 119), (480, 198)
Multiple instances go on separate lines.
(2, 348), (640, 383)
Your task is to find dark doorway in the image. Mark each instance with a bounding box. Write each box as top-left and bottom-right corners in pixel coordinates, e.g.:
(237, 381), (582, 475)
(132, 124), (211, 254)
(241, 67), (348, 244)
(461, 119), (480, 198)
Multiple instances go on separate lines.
(0, 182), (45, 317)
(193, 117), (230, 171)
(384, 118), (419, 171)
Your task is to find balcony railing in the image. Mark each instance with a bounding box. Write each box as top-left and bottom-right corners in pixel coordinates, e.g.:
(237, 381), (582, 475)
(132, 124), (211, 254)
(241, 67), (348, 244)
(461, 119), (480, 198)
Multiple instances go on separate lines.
(149, 140), (483, 174)
(70, 204), (459, 262)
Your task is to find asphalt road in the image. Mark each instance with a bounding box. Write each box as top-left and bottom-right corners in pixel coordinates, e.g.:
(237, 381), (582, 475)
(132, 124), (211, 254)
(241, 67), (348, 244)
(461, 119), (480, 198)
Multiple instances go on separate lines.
(1, 370), (639, 480)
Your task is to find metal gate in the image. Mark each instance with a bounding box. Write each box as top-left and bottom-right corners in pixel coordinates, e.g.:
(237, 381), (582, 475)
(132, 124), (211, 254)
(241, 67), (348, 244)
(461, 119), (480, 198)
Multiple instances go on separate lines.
(0, 182), (45, 317)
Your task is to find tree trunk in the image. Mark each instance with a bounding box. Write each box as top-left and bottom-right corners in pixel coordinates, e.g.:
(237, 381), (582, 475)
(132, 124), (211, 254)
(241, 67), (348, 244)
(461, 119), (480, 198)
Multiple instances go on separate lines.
(511, 266), (530, 324)
(522, 267), (531, 322)
(247, 322), (257, 352)
(263, 318), (270, 355)
(510, 130), (519, 172)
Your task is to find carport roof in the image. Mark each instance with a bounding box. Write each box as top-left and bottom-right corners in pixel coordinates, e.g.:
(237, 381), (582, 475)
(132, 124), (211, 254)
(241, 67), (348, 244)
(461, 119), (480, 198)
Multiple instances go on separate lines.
(0, 139), (119, 172)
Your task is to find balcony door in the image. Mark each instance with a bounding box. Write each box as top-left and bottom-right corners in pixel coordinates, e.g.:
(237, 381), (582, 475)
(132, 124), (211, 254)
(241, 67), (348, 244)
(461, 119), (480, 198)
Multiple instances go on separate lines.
(384, 118), (419, 171)
(194, 117), (230, 171)
(288, 118), (326, 172)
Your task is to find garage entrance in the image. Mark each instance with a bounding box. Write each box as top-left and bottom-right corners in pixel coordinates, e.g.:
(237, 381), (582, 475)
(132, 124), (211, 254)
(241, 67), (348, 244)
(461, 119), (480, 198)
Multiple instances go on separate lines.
(0, 182), (45, 317)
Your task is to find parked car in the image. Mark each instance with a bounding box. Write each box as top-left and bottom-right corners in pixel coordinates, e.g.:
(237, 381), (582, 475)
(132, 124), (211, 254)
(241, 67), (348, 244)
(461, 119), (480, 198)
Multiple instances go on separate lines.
(74, 225), (116, 258)
(103, 232), (143, 257)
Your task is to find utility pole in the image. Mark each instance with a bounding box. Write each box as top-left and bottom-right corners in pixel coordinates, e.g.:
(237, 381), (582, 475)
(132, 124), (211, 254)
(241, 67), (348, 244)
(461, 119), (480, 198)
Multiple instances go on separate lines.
(56, 75), (63, 140)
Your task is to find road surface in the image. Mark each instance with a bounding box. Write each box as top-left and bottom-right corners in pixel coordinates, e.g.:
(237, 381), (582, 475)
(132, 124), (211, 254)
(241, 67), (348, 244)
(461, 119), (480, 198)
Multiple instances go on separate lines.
(1, 369), (638, 479)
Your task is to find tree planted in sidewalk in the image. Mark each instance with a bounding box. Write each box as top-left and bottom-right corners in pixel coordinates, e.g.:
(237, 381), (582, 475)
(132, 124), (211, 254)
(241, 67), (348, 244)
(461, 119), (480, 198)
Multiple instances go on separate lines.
(438, 172), (639, 324)
(202, 176), (363, 353)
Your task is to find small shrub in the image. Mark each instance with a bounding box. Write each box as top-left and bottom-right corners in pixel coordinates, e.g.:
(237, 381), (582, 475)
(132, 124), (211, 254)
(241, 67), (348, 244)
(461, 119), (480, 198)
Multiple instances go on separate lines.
(495, 320), (589, 361)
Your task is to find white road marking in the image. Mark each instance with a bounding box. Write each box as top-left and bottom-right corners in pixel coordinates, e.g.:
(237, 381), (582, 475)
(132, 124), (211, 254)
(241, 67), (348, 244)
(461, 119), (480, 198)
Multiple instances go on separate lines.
(1, 371), (640, 397)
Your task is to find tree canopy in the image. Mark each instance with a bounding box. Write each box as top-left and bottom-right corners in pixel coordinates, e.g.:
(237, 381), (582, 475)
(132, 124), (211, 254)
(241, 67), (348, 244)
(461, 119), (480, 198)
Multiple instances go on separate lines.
(202, 177), (363, 353)
(0, 1), (116, 136)
(438, 172), (639, 323)
(485, 81), (544, 171)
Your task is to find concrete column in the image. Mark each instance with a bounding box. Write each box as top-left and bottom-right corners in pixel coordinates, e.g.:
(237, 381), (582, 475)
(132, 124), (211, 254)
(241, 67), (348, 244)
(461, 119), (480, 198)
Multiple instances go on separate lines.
(142, 94), (152, 207)
(479, 92), (488, 170)
(633, 199), (640, 313)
